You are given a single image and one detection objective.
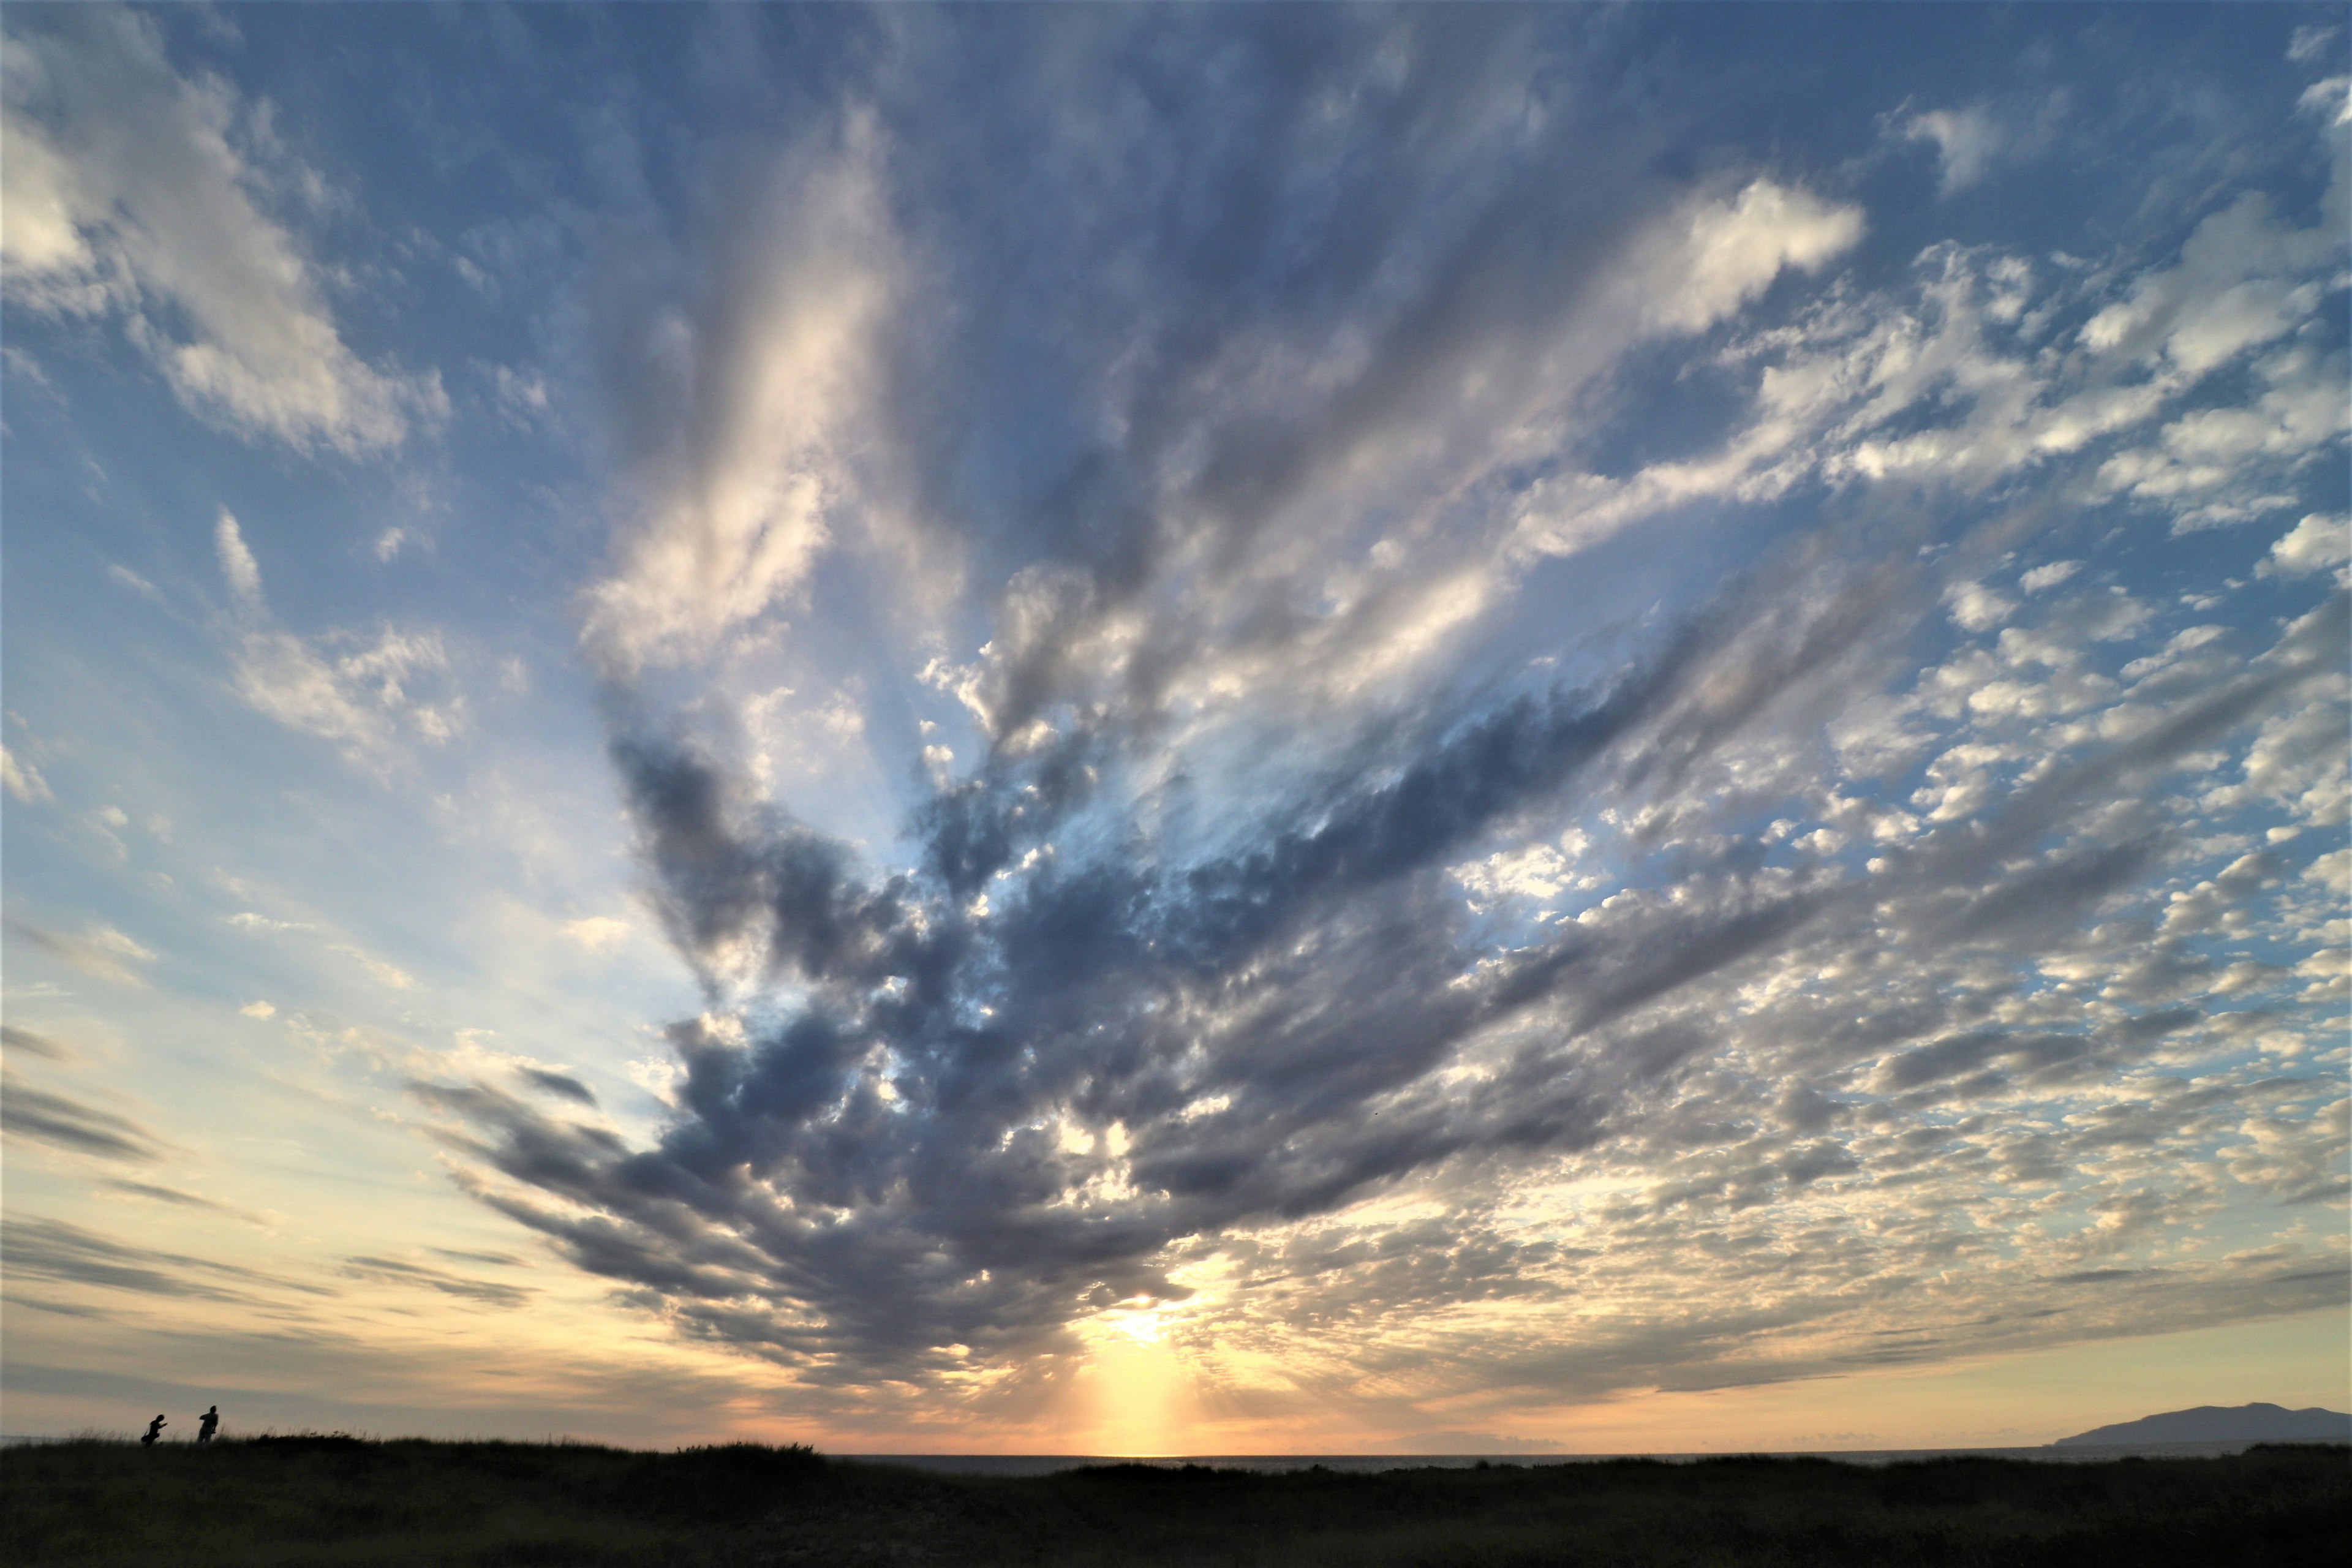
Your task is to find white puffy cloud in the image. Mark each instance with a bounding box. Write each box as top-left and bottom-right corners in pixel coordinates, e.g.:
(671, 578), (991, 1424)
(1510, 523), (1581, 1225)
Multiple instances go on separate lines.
(1632, 179), (1863, 336)
(2261, 513), (2352, 577)
(0, 7), (439, 452)
(2077, 191), (2334, 377)
(2207, 681), (2352, 831)
(1945, 581), (2015, 633)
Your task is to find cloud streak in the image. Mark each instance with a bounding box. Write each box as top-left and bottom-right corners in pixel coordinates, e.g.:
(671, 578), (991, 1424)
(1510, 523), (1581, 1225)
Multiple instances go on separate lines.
(2, 1077), (167, 1163)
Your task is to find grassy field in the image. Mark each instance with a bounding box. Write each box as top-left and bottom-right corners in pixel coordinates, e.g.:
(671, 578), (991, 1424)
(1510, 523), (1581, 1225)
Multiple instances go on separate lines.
(4, 1436), (2345, 1566)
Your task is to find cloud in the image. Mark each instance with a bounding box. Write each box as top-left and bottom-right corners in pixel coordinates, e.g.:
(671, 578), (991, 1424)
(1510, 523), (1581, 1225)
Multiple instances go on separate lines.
(336, 944), (414, 991)
(3, 915), (156, 986)
(337, 1254), (533, 1309)
(104, 1178), (276, 1227)
(1945, 581), (2016, 633)
(388, 11), (2352, 1424)
(1, 1215), (333, 1304)
(2078, 192), (2337, 378)
(2, 1024), (74, 1061)
(1635, 179), (1863, 335)
(1905, 105), (2006, 194)
(1, 1076), (166, 1161)
(1528, 143), (2343, 542)
(0, 6), (441, 452)
(422, 554), (2351, 1395)
(518, 1067), (598, 1107)
(2300, 75), (2351, 129)
(1, 743), (53, 804)
(560, 916), (633, 952)
(2288, 25), (2340, 65)
(2261, 513), (2351, 577)
(231, 630), (435, 761)
(492, 365), (549, 428)
(215, 510), (263, 609)
(105, 563), (163, 602)
(582, 110), (895, 673)
(213, 519), (467, 768)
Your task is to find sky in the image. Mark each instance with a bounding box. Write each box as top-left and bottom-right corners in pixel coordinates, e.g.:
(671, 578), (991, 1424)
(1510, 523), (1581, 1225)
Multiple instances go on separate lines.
(1, 2), (2346, 1457)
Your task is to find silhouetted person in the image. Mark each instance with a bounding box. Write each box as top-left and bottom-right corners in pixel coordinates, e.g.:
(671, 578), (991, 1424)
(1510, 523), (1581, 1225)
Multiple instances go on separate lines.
(141, 1414), (166, 1447)
(197, 1406), (219, 1444)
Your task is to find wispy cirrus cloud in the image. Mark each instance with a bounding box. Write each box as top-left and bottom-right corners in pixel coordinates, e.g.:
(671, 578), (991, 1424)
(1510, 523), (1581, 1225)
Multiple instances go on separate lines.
(1, 744), (54, 805)
(1, 1216), (336, 1305)
(4, 915), (156, 987)
(212, 511), (469, 771)
(582, 110), (896, 673)
(2, 1077), (168, 1162)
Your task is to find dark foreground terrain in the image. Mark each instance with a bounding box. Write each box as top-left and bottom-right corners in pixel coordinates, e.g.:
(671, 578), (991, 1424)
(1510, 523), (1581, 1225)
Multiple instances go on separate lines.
(5, 1436), (2346, 1566)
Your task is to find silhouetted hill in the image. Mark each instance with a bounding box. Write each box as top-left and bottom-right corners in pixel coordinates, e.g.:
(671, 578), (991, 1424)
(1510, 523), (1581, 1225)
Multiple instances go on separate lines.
(2054, 1403), (2351, 1446)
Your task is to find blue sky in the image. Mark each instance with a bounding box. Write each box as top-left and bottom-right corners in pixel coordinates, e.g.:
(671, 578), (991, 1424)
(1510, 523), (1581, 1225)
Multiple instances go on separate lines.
(2, 4), (2346, 1452)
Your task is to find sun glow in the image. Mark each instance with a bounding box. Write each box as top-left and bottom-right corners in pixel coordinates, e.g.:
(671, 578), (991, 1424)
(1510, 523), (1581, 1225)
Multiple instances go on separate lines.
(1077, 1325), (1202, 1456)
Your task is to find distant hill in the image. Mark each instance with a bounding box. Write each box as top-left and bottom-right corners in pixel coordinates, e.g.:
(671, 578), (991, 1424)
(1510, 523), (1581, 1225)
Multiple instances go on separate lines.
(2054, 1403), (2351, 1447)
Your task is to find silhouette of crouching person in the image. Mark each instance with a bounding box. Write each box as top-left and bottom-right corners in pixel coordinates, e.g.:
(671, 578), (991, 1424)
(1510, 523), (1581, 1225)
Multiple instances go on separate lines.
(142, 1414), (166, 1447)
(198, 1406), (219, 1444)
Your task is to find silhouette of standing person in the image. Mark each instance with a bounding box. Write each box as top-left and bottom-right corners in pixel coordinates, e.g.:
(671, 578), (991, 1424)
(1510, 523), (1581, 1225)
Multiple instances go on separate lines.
(141, 1414), (166, 1447)
(197, 1406), (219, 1444)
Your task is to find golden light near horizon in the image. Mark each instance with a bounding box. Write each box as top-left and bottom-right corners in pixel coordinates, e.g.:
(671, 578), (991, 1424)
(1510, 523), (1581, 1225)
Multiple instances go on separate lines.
(1074, 1333), (1203, 1458)
(2, 2), (2345, 1457)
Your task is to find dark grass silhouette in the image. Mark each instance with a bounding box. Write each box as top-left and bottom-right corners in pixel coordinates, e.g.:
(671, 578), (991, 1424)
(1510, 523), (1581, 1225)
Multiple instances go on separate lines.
(4, 1435), (2346, 1566)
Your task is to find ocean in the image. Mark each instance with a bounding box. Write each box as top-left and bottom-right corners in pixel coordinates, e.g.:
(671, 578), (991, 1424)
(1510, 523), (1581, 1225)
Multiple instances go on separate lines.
(841, 1441), (2272, 1476)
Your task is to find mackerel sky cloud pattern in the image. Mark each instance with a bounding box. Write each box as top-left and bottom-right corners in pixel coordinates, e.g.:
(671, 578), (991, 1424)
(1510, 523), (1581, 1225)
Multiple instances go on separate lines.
(1, 5), (2345, 1449)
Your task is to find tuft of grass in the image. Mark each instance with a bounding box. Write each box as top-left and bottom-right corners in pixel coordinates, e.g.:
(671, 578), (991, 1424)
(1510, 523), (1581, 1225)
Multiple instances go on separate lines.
(2, 1436), (2344, 1566)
